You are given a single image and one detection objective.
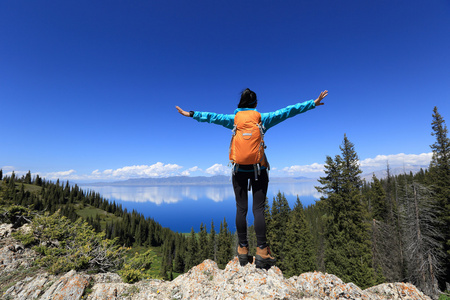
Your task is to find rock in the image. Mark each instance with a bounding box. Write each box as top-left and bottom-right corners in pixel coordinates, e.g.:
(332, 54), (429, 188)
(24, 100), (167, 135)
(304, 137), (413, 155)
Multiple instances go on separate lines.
(165, 258), (320, 299)
(39, 270), (90, 300)
(3, 273), (56, 300)
(87, 282), (130, 300)
(0, 224), (13, 238)
(0, 238), (36, 278)
(1, 258), (433, 300)
(365, 282), (431, 300)
(86, 273), (129, 300)
(0, 222), (434, 300)
(8, 243), (24, 253)
(92, 272), (123, 284)
(290, 271), (378, 299)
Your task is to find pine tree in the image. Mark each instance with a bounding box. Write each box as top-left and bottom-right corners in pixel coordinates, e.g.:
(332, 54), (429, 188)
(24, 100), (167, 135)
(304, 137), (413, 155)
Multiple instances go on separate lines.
(9, 171), (16, 190)
(159, 236), (174, 280)
(383, 162), (399, 226)
(284, 197), (316, 277)
(24, 171), (32, 184)
(0, 169), (2, 181)
(184, 227), (198, 271)
(217, 218), (232, 269)
(18, 183), (25, 204)
(316, 134), (375, 288)
(370, 174), (388, 222)
(247, 224), (257, 256)
(159, 253), (168, 279)
(369, 172), (404, 282)
(173, 235), (185, 273)
(427, 106), (450, 284)
(304, 202), (326, 271)
(267, 192), (290, 269)
(208, 220), (216, 261)
(135, 221), (142, 246)
(198, 223), (209, 263)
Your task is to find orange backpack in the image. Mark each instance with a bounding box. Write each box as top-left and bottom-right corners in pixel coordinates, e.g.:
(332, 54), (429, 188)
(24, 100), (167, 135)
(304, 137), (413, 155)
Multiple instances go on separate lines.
(229, 110), (269, 172)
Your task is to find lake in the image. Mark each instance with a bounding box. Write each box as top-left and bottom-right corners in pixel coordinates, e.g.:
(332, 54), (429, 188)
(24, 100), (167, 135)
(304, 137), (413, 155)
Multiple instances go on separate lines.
(80, 180), (321, 233)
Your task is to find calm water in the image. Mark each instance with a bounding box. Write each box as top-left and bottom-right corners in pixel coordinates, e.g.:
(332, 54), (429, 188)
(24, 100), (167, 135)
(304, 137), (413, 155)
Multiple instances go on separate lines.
(80, 181), (321, 233)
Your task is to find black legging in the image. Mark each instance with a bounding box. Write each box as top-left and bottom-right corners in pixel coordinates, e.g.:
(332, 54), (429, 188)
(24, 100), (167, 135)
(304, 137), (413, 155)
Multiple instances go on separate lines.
(232, 168), (268, 247)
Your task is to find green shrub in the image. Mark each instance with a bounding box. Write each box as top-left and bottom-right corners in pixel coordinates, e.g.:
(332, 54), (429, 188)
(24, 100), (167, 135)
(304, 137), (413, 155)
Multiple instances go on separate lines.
(0, 205), (32, 225)
(119, 249), (156, 283)
(439, 291), (450, 300)
(119, 263), (144, 283)
(12, 229), (35, 247)
(14, 210), (126, 274)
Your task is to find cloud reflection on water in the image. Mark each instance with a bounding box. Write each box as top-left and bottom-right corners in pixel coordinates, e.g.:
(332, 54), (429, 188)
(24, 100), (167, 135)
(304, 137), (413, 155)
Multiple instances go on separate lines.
(267, 182), (322, 201)
(82, 181), (320, 206)
(82, 185), (235, 205)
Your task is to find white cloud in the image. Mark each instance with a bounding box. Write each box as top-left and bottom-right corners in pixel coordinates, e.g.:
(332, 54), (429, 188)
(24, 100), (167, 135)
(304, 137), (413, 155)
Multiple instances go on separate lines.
(1, 166), (15, 171)
(181, 166), (202, 176)
(109, 162), (183, 179)
(282, 163), (325, 174)
(44, 169), (77, 180)
(6, 152), (432, 183)
(30, 163), (185, 182)
(360, 153), (432, 168)
(277, 152), (433, 178)
(205, 164), (230, 176)
(188, 166), (201, 172)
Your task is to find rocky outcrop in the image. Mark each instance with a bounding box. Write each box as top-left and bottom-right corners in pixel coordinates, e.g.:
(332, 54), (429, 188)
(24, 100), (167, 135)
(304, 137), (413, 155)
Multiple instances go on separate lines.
(0, 223), (432, 300)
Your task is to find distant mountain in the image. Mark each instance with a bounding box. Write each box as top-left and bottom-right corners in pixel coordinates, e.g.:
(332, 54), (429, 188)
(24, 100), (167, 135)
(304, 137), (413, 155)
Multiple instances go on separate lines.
(82, 175), (316, 186)
(81, 165), (428, 186)
(361, 165), (428, 182)
(83, 175), (230, 186)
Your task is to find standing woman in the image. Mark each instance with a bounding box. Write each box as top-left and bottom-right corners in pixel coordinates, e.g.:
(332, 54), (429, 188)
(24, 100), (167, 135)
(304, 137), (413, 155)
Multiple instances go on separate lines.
(176, 89), (328, 269)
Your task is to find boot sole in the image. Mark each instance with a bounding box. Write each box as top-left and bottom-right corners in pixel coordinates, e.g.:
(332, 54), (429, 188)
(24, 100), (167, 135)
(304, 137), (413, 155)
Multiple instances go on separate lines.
(255, 255), (276, 270)
(238, 254), (254, 266)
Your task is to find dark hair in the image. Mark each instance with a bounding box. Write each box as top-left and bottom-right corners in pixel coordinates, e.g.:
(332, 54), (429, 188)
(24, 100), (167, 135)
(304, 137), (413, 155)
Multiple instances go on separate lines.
(238, 88), (257, 108)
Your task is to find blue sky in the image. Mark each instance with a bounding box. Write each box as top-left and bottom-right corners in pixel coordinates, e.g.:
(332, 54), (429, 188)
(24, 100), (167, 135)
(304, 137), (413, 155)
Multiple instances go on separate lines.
(1, 0), (449, 182)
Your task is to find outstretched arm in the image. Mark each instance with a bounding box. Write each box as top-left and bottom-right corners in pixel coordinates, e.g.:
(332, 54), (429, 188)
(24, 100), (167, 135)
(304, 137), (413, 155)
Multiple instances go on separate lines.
(314, 90), (328, 106)
(176, 106), (192, 117)
(175, 106), (235, 129)
(261, 90), (329, 130)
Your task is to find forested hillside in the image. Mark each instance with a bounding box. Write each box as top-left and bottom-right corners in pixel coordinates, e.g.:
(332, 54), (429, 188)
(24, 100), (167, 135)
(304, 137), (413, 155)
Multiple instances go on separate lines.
(1, 106), (449, 299)
(0, 168), (236, 283)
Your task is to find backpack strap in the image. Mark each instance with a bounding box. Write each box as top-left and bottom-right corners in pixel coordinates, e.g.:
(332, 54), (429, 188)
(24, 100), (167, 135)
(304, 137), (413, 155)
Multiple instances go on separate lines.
(264, 154), (270, 170)
(253, 163), (261, 181)
(229, 124), (237, 163)
(257, 123), (265, 138)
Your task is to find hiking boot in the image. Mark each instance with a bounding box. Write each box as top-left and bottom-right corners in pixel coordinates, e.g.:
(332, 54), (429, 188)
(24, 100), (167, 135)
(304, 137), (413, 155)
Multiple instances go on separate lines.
(237, 245), (253, 266)
(255, 246), (276, 270)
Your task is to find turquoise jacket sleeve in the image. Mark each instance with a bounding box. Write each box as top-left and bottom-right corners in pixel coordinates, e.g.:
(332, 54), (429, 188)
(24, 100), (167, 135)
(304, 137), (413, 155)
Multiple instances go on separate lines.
(192, 111), (235, 129)
(261, 99), (316, 131)
(192, 99), (315, 131)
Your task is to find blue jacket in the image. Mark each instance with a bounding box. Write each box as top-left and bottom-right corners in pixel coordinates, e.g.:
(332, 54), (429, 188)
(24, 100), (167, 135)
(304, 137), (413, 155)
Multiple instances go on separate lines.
(192, 99), (316, 132)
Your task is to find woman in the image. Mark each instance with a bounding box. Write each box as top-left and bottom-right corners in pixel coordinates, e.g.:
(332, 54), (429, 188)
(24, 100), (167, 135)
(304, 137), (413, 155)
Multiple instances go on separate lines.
(176, 88), (328, 269)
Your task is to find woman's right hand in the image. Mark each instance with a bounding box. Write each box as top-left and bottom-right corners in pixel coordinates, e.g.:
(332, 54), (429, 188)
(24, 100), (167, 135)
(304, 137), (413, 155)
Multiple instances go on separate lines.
(176, 106), (190, 117)
(314, 90), (328, 106)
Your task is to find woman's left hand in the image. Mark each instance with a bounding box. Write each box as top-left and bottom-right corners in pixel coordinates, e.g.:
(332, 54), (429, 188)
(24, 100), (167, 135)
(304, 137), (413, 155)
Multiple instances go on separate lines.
(176, 106), (190, 117)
